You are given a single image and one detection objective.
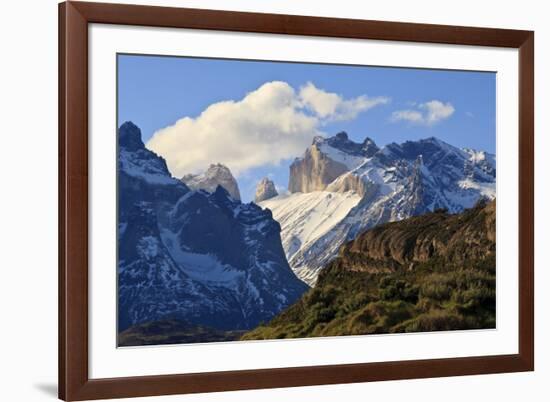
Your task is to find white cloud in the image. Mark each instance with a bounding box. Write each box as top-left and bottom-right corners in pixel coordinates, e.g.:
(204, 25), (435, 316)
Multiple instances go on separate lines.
(299, 82), (389, 122)
(147, 81), (387, 177)
(391, 110), (424, 124)
(391, 100), (455, 126)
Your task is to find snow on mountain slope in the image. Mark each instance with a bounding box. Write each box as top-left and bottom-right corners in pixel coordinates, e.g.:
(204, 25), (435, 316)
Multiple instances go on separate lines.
(259, 191), (361, 265)
(315, 140), (365, 170)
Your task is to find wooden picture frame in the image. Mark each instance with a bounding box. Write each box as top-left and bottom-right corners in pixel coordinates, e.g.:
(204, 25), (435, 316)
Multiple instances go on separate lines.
(59, 1), (534, 400)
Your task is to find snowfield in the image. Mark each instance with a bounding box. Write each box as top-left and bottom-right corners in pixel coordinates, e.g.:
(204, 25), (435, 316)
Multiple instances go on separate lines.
(260, 191), (361, 277)
(317, 142), (366, 170)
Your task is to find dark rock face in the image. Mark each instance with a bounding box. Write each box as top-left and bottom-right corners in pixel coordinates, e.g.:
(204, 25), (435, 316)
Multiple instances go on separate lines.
(341, 199), (496, 271)
(118, 121), (145, 151)
(117, 122), (308, 337)
(325, 131), (379, 157)
(254, 177), (278, 203)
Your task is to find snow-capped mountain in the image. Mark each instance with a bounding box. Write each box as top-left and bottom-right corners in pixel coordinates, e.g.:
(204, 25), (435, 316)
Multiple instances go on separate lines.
(254, 177), (278, 203)
(118, 122), (308, 334)
(261, 133), (495, 285)
(181, 163), (241, 201)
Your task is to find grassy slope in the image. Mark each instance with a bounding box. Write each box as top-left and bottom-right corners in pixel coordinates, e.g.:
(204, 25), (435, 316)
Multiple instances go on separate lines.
(242, 200), (496, 340)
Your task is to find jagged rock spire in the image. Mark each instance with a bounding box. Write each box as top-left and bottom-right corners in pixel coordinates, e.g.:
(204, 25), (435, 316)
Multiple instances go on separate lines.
(181, 163), (241, 201)
(255, 177), (278, 203)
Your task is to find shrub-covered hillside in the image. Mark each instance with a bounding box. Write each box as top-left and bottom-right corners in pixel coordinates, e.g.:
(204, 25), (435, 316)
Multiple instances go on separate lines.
(242, 200), (496, 340)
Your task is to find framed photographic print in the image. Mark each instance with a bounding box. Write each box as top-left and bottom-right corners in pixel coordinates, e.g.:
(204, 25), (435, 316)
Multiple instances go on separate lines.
(59, 1), (534, 400)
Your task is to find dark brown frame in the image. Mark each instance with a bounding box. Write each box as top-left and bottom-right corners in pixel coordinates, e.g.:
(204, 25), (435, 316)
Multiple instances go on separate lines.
(59, 1), (534, 400)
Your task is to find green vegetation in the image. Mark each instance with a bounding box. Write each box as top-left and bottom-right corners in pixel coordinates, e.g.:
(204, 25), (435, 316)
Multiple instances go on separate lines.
(242, 200), (496, 340)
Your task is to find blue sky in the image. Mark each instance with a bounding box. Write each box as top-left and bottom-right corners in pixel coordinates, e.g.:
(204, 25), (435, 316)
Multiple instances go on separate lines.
(118, 54), (496, 202)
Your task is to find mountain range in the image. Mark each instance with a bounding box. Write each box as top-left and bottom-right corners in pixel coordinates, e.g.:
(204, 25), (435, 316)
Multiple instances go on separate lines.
(117, 122), (308, 340)
(117, 121), (495, 344)
(259, 132), (496, 285)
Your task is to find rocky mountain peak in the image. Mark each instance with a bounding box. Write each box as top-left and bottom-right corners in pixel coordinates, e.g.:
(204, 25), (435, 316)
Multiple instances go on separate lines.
(325, 132), (370, 157)
(363, 136), (375, 145)
(311, 132), (379, 157)
(118, 121), (178, 188)
(255, 177), (278, 203)
(311, 135), (325, 145)
(290, 132), (381, 194)
(181, 163), (241, 201)
(119, 121), (145, 151)
(335, 131), (349, 140)
(362, 137), (379, 157)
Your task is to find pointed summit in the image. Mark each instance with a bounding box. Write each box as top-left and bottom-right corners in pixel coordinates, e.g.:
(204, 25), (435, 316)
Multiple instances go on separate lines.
(334, 131), (349, 141)
(118, 121), (177, 186)
(119, 121), (145, 151)
(363, 136), (375, 145)
(255, 177), (278, 203)
(181, 163), (241, 201)
(362, 137), (379, 157)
